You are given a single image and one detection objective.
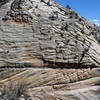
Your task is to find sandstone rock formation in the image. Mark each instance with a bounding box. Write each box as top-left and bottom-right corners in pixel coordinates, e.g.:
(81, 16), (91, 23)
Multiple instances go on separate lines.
(0, 0), (100, 100)
(0, 0), (100, 68)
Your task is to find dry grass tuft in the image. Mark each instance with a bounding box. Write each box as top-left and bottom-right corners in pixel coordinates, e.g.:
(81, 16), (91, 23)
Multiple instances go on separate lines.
(0, 82), (29, 100)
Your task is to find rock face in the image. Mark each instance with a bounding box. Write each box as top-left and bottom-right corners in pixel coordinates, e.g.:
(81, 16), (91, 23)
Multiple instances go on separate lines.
(0, 0), (100, 68)
(0, 0), (100, 100)
(0, 68), (100, 100)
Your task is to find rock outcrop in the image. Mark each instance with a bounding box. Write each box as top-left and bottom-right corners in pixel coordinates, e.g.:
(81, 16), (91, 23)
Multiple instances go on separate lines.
(0, 0), (100, 68)
(0, 0), (100, 100)
(0, 68), (100, 100)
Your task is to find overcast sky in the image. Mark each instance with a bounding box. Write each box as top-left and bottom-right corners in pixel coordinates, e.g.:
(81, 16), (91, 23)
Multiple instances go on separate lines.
(54, 0), (100, 26)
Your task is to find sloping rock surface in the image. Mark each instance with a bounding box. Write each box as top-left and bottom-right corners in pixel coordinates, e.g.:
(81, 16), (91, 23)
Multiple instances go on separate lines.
(0, 0), (100, 67)
(0, 0), (100, 100)
(0, 68), (100, 100)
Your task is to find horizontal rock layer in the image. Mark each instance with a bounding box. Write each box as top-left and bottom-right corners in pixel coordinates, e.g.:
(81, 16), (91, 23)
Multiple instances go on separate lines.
(0, 0), (100, 100)
(0, 0), (100, 67)
(0, 68), (100, 100)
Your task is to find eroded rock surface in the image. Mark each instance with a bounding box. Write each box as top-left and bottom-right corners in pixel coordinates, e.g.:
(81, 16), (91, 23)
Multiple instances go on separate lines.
(0, 0), (100, 100)
(0, 68), (100, 100)
(0, 0), (100, 67)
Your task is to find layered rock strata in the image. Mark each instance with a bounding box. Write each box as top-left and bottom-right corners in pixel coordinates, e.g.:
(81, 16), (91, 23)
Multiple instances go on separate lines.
(0, 0), (100, 100)
(0, 0), (100, 67)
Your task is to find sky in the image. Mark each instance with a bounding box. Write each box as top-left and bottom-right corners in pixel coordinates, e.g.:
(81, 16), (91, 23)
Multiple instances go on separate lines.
(54, 0), (100, 26)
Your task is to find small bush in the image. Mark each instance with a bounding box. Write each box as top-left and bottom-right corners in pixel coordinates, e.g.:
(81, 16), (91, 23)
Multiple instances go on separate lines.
(0, 82), (28, 100)
(81, 29), (84, 33)
(69, 16), (73, 19)
(75, 16), (78, 19)
(79, 18), (82, 22)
